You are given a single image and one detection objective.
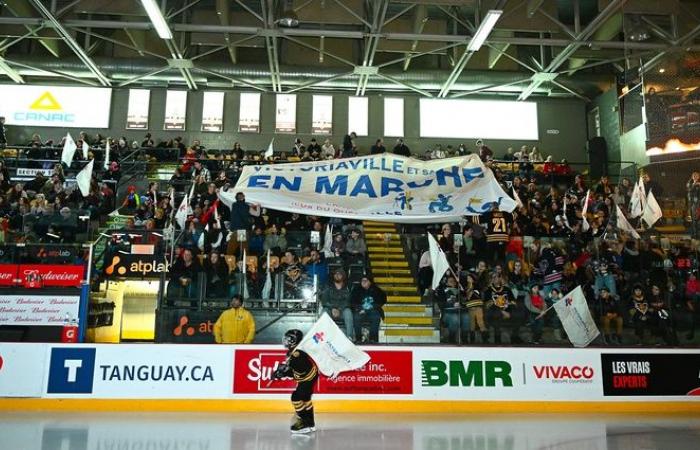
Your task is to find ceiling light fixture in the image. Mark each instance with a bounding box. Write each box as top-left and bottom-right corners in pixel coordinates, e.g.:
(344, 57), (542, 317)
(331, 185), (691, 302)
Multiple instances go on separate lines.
(467, 10), (503, 52)
(277, 0), (299, 28)
(140, 0), (173, 39)
(658, 68), (665, 73)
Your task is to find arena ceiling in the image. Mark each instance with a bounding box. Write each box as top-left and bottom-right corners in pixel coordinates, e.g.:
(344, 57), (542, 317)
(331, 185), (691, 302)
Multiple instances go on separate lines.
(0, 0), (699, 100)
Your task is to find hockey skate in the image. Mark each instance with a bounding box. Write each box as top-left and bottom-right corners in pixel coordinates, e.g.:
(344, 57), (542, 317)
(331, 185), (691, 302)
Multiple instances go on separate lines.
(290, 418), (315, 434)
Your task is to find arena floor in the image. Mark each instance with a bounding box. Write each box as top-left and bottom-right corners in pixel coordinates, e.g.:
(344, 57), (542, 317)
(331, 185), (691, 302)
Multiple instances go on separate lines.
(2, 411), (699, 449)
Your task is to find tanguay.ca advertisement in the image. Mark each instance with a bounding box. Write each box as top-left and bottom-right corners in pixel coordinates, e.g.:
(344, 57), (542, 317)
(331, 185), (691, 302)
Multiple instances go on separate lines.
(2, 344), (700, 401)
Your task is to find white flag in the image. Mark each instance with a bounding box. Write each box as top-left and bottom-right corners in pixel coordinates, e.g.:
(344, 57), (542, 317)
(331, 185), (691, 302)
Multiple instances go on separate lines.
(553, 286), (600, 348)
(321, 224), (334, 258)
(81, 140), (89, 159)
(175, 193), (190, 229)
(427, 233), (450, 289)
(296, 312), (371, 378)
(562, 196), (571, 230)
(75, 159), (94, 196)
(629, 176), (646, 218)
(217, 189), (236, 209)
(262, 249), (272, 300)
(61, 133), (77, 167)
(642, 190), (663, 228)
(615, 204), (640, 239)
(581, 190), (590, 232)
(104, 139), (111, 171)
(264, 138), (274, 158)
(512, 187), (523, 208)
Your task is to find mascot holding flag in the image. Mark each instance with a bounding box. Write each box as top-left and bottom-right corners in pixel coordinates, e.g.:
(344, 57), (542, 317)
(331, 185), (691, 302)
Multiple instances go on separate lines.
(272, 329), (319, 434)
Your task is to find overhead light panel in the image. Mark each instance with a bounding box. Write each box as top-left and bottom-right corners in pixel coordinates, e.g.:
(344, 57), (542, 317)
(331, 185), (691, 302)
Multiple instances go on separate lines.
(0, 57), (24, 84)
(140, 0), (173, 39)
(467, 10), (502, 52)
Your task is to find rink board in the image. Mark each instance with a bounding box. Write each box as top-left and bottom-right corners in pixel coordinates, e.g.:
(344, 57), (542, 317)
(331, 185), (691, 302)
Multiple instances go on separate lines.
(1, 344), (700, 413)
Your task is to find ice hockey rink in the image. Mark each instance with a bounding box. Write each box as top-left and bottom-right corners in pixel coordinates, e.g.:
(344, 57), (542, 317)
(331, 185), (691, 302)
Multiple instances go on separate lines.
(3, 412), (700, 450)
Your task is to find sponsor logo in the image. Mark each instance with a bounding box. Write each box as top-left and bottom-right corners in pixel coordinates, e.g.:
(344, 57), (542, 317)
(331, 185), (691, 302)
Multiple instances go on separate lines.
(601, 353), (700, 396)
(47, 348), (96, 394)
(532, 365), (595, 383)
(312, 332), (325, 344)
(0, 355), (3, 371)
(14, 91), (75, 123)
(421, 360), (513, 387)
(565, 297), (573, 306)
(172, 315), (214, 337)
(98, 364), (214, 382)
(105, 255), (170, 277)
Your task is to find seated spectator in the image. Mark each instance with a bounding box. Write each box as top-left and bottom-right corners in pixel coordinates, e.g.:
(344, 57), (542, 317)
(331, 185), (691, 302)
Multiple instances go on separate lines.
(320, 268), (354, 340)
(305, 249), (328, 286)
(393, 138), (410, 157)
(436, 275), (470, 344)
(214, 295), (255, 344)
(263, 224), (287, 256)
(598, 286), (623, 345)
(345, 228), (367, 262)
(169, 248), (202, 301)
(649, 283), (677, 345)
(283, 263), (308, 299)
(321, 139), (335, 159)
(307, 138), (321, 157)
(529, 146), (544, 162)
(351, 276), (386, 343)
(483, 275), (524, 344)
(331, 233), (346, 257)
(204, 252), (231, 298)
(526, 284), (546, 344)
(370, 139), (386, 154)
(502, 147), (515, 161)
(629, 284), (653, 344)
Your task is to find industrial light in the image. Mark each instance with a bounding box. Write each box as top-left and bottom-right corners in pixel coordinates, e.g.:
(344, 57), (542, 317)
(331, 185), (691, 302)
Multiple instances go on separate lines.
(277, 0), (299, 28)
(0, 57), (23, 84)
(140, 0), (173, 39)
(658, 68), (665, 73)
(467, 10), (502, 52)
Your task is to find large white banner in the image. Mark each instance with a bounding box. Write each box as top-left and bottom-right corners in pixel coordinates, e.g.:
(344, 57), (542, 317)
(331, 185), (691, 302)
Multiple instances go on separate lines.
(554, 286), (600, 348)
(0, 344), (47, 397)
(233, 154), (516, 223)
(0, 295), (79, 326)
(0, 85), (111, 128)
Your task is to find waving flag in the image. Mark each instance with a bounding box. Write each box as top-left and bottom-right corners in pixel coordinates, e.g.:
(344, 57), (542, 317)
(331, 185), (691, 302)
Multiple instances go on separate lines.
(104, 139), (111, 170)
(75, 159), (94, 196)
(81, 140), (89, 159)
(297, 313), (371, 378)
(512, 187), (523, 208)
(61, 133), (77, 167)
(428, 233), (450, 289)
(321, 224), (334, 258)
(262, 249), (272, 300)
(615, 204), (640, 239)
(629, 176), (646, 218)
(642, 190), (663, 227)
(264, 138), (275, 158)
(553, 286), (600, 348)
(581, 190), (590, 232)
(175, 193), (190, 229)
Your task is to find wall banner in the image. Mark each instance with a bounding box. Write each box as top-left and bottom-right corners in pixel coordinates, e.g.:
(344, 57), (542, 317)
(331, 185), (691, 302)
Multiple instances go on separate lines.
(0, 295), (79, 326)
(233, 154), (516, 223)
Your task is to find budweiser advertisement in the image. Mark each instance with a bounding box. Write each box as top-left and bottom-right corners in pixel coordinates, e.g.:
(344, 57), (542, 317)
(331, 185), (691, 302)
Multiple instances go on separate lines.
(233, 348), (413, 395)
(18, 264), (85, 287)
(0, 295), (79, 326)
(0, 264), (16, 286)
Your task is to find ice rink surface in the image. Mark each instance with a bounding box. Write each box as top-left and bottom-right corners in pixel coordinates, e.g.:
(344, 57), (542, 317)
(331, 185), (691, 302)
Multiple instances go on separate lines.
(2, 412), (699, 450)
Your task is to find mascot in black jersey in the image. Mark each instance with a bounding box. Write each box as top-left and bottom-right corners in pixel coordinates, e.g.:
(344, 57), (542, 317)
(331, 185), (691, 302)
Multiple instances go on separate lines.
(272, 329), (319, 434)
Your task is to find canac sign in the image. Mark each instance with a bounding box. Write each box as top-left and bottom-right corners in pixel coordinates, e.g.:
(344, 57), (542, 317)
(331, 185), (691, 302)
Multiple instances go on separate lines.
(0, 264), (85, 287)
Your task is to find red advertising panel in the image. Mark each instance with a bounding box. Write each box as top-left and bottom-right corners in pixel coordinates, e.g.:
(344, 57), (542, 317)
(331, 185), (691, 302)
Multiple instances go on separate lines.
(0, 264), (17, 286)
(233, 349), (413, 395)
(18, 264), (84, 287)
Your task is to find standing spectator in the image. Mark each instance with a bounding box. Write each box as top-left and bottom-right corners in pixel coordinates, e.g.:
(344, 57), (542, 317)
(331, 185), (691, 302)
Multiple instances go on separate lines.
(229, 192), (253, 233)
(483, 203), (511, 263)
(526, 284), (546, 344)
(193, 160), (211, 182)
(649, 283), (677, 345)
(214, 295), (255, 344)
(320, 269), (354, 340)
(351, 276), (386, 343)
(642, 172), (663, 197)
(263, 223), (287, 255)
(436, 275), (470, 344)
(687, 171), (700, 238)
(204, 252), (230, 298)
(305, 249), (328, 286)
(169, 248), (202, 301)
(598, 286), (623, 345)
(341, 133), (356, 158)
(393, 138), (411, 157)
(370, 139), (386, 154)
(477, 139), (492, 161)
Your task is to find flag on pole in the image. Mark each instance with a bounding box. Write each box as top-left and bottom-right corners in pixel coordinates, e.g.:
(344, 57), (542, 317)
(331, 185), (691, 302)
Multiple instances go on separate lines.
(75, 159), (94, 196)
(642, 189), (663, 228)
(214, 203), (220, 223)
(242, 249), (249, 300)
(427, 233), (450, 289)
(321, 224), (334, 258)
(217, 189), (236, 209)
(553, 286), (600, 348)
(629, 176), (646, 218)
(264, 138), (274, 158)
(61, 133), (77, 167)
(615, 204), (640, 239)
(512, 187), (523, 208)
(296, 312), (371, 378)
(168, 187), (175, 209)
(562, 196), (571, 230)
(262, 249), (273, 300)
(81, 140), (89, 159)
(175, 193), (190, 229)
(581, 190), (590, 232)
(104, 139), (111, 170)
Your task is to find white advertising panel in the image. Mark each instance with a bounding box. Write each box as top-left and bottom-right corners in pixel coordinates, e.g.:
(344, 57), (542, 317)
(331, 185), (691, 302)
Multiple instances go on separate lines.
(0, 84), (111, 128)
(126, 89), (150, 130)
(0, 295), (79, 326)
(239, 92), (260, 132)
(312, 95), (333, 134)
(0, 344), (48, 397)
(420, 98), (539, 140)
(275, 93), (297, 133)
(201, 91), (225, 132)
(348, 96), (369, 136)
(384, 97), (404, 137)
(164, 90), (187, 130)
(44, 344), (232, 398)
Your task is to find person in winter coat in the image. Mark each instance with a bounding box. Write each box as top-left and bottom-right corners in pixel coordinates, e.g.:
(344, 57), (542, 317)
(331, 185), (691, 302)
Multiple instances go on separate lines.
(214, 295), (255, 343)
(350, 276), (386, 343)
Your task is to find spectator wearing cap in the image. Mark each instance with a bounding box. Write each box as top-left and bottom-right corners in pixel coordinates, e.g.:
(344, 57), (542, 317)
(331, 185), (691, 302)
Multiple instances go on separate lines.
(320, 268), (354, 340)
(351, 276), (386, 343)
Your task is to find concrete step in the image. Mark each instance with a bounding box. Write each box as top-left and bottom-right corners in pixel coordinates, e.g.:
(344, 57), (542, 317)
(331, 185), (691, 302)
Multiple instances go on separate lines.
(384, 304), (431, 314)
(366, 235), (400, 242)
(384, 316), (433, 325)
(371, 261), (409, 268)
(368, 254), (405, 260)
(374, 276), (414, 284)
(371, 268), (412, 276)
(380, 285), (418, 293)
(368, 246), (403, 253)
(380, 327), (440, 344)
(387, 295), (422, 303)
(364, 227), (396, 233)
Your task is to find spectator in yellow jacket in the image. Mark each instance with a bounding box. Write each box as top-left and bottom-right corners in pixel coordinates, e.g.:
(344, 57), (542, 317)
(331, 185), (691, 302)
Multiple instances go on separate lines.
(214, 295), (256, 344)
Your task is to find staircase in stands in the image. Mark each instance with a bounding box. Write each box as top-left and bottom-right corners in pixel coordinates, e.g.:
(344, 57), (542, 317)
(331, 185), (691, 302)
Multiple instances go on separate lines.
(363, 220), (439, 343)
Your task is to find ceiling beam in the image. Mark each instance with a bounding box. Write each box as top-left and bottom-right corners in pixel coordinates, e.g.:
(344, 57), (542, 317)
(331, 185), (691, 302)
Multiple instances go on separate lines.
(356, 0), (389, 96)
(402, 5), (428, 71)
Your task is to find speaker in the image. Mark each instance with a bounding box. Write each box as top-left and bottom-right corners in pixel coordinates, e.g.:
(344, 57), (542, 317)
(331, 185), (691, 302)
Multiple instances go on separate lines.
(587, 136), (608, 179)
